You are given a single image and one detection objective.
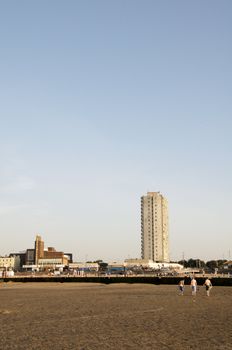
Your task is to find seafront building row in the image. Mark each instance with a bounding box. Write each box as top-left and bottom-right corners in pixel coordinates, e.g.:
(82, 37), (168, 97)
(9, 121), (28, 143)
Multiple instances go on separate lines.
(1, 236), (232, 276)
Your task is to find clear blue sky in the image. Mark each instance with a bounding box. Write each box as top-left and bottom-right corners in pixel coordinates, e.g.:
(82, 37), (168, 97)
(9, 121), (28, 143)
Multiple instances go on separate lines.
(0, 1), (231, 262)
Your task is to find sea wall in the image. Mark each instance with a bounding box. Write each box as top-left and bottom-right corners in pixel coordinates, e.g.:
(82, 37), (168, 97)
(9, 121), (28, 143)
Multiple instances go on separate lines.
(1, 276), (232, 286)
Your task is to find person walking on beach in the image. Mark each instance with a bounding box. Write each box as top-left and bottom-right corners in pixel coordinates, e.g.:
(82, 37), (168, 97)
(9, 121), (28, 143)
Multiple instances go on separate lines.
(178, 279), (185, 295)
(204, 278), (212, 296)
(190, 277), (197, 296)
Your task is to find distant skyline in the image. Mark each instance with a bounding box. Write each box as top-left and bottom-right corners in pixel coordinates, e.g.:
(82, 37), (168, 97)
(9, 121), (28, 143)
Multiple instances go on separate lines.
(0, 1), (232, 262)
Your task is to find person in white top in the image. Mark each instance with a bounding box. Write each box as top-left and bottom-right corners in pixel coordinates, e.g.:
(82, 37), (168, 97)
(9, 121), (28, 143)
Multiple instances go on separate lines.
(190, 277), (197, 296)
(204, 278), (212, 296)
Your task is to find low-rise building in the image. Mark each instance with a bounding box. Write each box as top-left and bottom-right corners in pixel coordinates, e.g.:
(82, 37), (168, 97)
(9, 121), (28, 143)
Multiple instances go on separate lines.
(0, 256), (20, 271)
(38, 257), (68, 269)
(69, 262), (99, 271)
(124, 258), (183, 271)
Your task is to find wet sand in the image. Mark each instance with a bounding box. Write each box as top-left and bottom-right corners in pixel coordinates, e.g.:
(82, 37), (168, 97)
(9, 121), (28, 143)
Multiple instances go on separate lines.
(0, 282), (231, 349)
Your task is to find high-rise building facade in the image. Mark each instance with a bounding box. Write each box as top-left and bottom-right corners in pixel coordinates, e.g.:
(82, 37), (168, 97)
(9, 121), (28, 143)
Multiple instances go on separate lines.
(34, 235), (44, 264)
(141, 192), (169, 262)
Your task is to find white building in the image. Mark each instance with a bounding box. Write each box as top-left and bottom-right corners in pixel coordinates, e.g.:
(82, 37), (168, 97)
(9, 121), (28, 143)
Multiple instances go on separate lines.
(0, 256), (20, 271)
(124, 259), (182, 271)
(141, 192), (169, 262)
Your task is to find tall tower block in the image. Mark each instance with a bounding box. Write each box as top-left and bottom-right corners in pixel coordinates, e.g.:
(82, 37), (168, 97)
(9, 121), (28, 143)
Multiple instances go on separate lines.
(141, 192), (169, 262)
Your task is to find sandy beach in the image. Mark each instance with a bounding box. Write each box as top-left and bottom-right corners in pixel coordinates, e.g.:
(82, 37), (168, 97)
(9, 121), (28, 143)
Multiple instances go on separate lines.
(0, 282), (231, 350)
